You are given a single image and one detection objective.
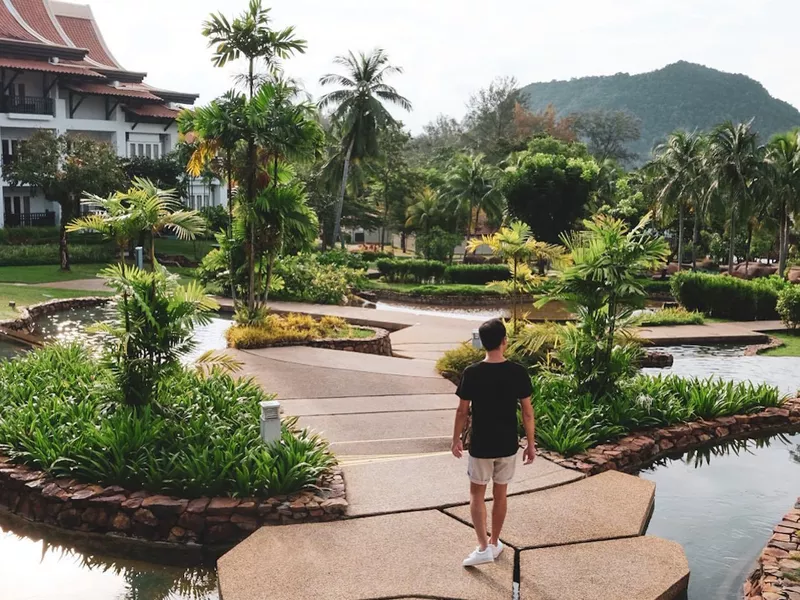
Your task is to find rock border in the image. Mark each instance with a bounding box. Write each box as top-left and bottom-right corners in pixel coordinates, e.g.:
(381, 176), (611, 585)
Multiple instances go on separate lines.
(744, 498), (800, 600)
(0, 296), (111, 332)
(0, 456), (347, 550)
(745, 335), (785, 356)
(231, 326), (393, 357)
(540, 399), (800, 476)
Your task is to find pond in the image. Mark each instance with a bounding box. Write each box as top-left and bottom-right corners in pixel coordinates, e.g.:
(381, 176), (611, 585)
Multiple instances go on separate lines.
(642, 433), (800, 599)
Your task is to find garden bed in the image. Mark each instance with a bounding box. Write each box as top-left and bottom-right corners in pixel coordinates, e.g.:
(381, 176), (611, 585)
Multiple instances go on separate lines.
(744, 497), (800, 600)
(365, 287), (530, 307)
(0, 457), (346, 550)
(540, 398), (800, 476)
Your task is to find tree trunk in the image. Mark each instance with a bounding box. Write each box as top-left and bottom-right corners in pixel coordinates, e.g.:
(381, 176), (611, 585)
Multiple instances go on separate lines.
(248, 221), (256, 310)
(264, 252), (276, 303)
(226, 155), (236, 304)
(783, 210), (791, 277)
(331, 138), (354, 249)
(779, 202), (789, 278)
(691, 206), (701, 271)
(745, 222), (753, 276)
(727, 208), (736, 275)
(677, 202), (685, 271)
(59, 197), (74, 271)
(150, 233), (156, 269)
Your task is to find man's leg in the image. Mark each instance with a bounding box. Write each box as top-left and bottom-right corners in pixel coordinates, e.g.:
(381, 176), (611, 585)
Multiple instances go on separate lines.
(469, 482), (489, 550)
(489, 482), (508, 546)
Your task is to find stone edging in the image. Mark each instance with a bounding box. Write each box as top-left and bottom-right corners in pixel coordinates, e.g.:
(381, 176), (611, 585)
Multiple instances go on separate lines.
(540, 399), (800, 476)
(0, 456), (347, 549)
(745, 335), (784, 356)
(0, 297), (111, 332)
(234, 326), (392, 357)
(744, 498), (800, 600)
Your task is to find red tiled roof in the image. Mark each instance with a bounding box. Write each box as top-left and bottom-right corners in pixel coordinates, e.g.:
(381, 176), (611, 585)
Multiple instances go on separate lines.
(56, 15), (117, 68)
(10, 0), (62, 44)
(0, 2), (38, 41)
(125, 104), (180, 119)
(0, 56), (103, 77)
(65, 82), (162, 101)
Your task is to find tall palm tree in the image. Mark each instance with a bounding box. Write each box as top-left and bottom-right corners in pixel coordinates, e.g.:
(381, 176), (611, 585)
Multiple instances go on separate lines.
(318, 49), (411, 247)
(444, 153), (504, 236)
(707, 121), (761, 274)
(766, 131), (800, 277)
(649, 131), (707, 270)
(405, 187), (446, 234)
(203, 0), (306, 97)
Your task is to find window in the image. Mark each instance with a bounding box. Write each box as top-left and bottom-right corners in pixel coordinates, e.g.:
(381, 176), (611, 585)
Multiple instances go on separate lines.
(153, 146), (160, 159)
(2, 139), (19, 166)
(128, 141), (162, 159)
(129, 143), (135, 157)
(10, 83), (25, 98)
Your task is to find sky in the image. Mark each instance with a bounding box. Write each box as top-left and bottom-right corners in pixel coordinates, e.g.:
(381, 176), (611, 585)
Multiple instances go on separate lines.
(85, 0), (800, 133)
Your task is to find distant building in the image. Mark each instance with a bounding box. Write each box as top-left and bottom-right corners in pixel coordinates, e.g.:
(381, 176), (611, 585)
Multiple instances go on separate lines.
(0, 0), (223, 228)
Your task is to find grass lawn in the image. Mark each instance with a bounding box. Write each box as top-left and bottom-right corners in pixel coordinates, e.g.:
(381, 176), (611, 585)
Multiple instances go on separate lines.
(0, 284), (111, 320)
(0, 264), (109, 284)
(154, 238), (215, 261)
(761, 331), (800, 356)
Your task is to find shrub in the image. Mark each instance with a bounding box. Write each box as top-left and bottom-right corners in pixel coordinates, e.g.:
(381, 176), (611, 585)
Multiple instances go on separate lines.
(671, 271), (786, 321)
(436, 343), (484, 383)
(444, 264), (511, 285)
(317, 249), (367, 270)
(641, 279), (673, 296)
(777, 285), (800, 330)
(376, 259), (446, 284)
(226, 313), (368, 349)
(633, 307), (705, 327)
(199, 205), (229, 237)
(0, 243), (115, 266)
(0, 227), (106, 246)
(274, 254), (364, 305)
(415, 228), (462, 262)
(395, 284), (506, 297)
(356, 250), (393, 263)
(0, 344), (335, 497)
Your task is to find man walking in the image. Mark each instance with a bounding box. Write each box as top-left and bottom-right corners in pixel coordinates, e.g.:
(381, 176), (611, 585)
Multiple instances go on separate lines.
(451, 318), (536, 567)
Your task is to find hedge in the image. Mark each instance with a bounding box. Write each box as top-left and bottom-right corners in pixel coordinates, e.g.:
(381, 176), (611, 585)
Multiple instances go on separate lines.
(444, 264), (511, 285)
(376, 259), (446, 283)
(0, 227), (107, 246)
(671, 271), (786, 321)
(0, 243), (116, 266)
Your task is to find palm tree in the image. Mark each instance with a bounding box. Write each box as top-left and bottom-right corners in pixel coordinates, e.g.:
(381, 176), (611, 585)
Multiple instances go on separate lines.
(318, 49), (411, 247)
(766, 131), (800, 277)
(405, 187), (446, 234)
(202, 0), (306, 97)
(66, 194), (139, 262)
(444, 153), (504, 237)
(707, 121), (761, 274)
(649, 130), (706, 271)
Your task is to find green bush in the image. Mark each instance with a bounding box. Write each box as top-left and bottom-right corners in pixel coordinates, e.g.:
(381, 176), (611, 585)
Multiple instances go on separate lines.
(317, 249), (367, 270)
(357, 250), (394, 263)
(398, 284), (506, 297)
(0, 344), (335, 497)
(0, 227), (107, 246)
(0, 243), (115, 266)
(376, 258), (447, 284)
(633, 307), (705, 327)
(415, 227), (462, 262)
(671, 271), (786, 321)
(274, 254), (364, 305)
(777, 285), (800, 330)
(444, 264), (511, 285)
(641, 279), (673, 296)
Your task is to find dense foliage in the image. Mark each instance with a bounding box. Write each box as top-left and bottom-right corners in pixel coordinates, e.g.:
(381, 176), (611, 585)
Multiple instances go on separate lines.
(0, 243), (115, 266)
(376, 258), (446, 284)
(671, 271), (785, 321)
(227, 313), (369, 349)
(777, 285), (800, 330)
(273, 254), (364, 305)
(633, 307), (705, 327)
(0, 345), (334, 497)
(444, 264), (511, 285)
(521, 61), (800, 162)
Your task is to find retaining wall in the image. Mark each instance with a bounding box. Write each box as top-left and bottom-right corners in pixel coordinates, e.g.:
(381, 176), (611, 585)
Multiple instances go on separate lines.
(0, 297), (110, 332)
(744, 498), (800, 600)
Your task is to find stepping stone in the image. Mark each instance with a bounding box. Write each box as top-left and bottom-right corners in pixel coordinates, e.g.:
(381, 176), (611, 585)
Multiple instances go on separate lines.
(344, 453), (582, 516)
(217, 510), (513, 600)
(445, 471), (654, 549)
(519, 536), (689, 600)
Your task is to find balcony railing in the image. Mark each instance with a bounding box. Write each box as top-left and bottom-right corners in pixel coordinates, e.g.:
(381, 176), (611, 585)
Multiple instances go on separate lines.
(1, 95), (54, 116)
(3, 212), (56, 228)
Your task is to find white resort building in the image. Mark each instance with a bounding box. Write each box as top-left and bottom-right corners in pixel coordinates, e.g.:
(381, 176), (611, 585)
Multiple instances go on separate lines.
(0, 0), (222, 229)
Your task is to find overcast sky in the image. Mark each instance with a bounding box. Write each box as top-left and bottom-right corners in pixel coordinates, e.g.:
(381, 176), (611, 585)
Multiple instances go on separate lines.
(86, 0), (800, 133)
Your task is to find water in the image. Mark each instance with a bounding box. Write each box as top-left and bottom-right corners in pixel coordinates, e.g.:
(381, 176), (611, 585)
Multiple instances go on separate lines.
(642, 433), (800, 599)
(375, 300), (508, 321)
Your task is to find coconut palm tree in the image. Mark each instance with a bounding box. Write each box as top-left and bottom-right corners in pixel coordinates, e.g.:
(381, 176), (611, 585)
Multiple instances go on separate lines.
(444, 153), (504, 236)
(405, 187), (446, 234)
(66, 194), (139, 262)
(202, 0), (306, 97)
(707, 121), (761, 274)
(766, 131), (800, 277)
(318, 49), (411, 247)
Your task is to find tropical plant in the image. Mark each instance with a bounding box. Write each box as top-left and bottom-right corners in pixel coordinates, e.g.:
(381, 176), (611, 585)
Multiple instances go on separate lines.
(443, 153), (504, 236)
(405, 187), (448, 234)
(468, 221), (564, 330)
(318, 49), (412, 246)
(777, 285), (800, 330)
(765, 131), (800, 277)
(95, 264), (219, 406)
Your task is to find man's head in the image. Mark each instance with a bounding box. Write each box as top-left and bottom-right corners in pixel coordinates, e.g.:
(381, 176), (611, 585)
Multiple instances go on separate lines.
(478, 318), (507, 353)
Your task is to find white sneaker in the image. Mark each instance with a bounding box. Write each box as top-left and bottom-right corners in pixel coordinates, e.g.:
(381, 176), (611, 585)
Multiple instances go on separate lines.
(490, 540), (504, 559)
(462, 546), (494, 567)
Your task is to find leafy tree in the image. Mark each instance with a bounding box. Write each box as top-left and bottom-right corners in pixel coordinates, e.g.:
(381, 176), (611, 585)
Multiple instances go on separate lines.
(512, 103), (577, 145)
(463, 76), (526, 162)
(573, 109), (641, 163)
(406, 187), (449, 233)
(765, 131), (800, 277)
(443, 153), (504, 236)
(501, 141), (600, 244)
(5, 130), (124, 271)
(408, 114), (465, 167)
(319, 49), (412, 247)
(121, 152), (189, 200)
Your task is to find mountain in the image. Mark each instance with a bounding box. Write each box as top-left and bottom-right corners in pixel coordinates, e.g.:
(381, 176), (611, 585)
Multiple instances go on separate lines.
(520, 61), (800, 161)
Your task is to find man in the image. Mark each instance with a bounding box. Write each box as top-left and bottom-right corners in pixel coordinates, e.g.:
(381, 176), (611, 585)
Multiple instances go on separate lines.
(451, 318), (536, 567)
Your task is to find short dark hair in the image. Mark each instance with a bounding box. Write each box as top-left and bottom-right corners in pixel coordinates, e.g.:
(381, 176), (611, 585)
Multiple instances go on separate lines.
(479, 318), (506, 351)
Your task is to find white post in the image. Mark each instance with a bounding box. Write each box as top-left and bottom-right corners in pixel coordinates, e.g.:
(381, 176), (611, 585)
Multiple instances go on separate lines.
(260, 400), (281, 444)
(472, 330), (483, 349)
(135, 246), (143, 269)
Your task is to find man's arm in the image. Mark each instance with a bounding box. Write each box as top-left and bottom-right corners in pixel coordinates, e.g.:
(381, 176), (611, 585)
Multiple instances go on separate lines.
(520, 396), (536, 464)
(451, 399), (470, 458)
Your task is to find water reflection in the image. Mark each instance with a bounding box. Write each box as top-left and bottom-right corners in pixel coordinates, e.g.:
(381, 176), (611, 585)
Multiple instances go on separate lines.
(0, 517), (218, 600)
(641, 432), (800, 600)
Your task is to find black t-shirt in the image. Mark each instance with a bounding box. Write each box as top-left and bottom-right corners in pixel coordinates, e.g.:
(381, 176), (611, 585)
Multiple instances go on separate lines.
(456, 360), (533, 459)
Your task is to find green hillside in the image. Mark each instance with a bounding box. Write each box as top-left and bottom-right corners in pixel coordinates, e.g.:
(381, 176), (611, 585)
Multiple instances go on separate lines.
(521, 61), (800, 161)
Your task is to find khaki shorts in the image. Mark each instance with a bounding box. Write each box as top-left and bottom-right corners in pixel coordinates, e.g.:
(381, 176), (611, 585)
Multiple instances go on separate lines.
(467, 453), (517, 485)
